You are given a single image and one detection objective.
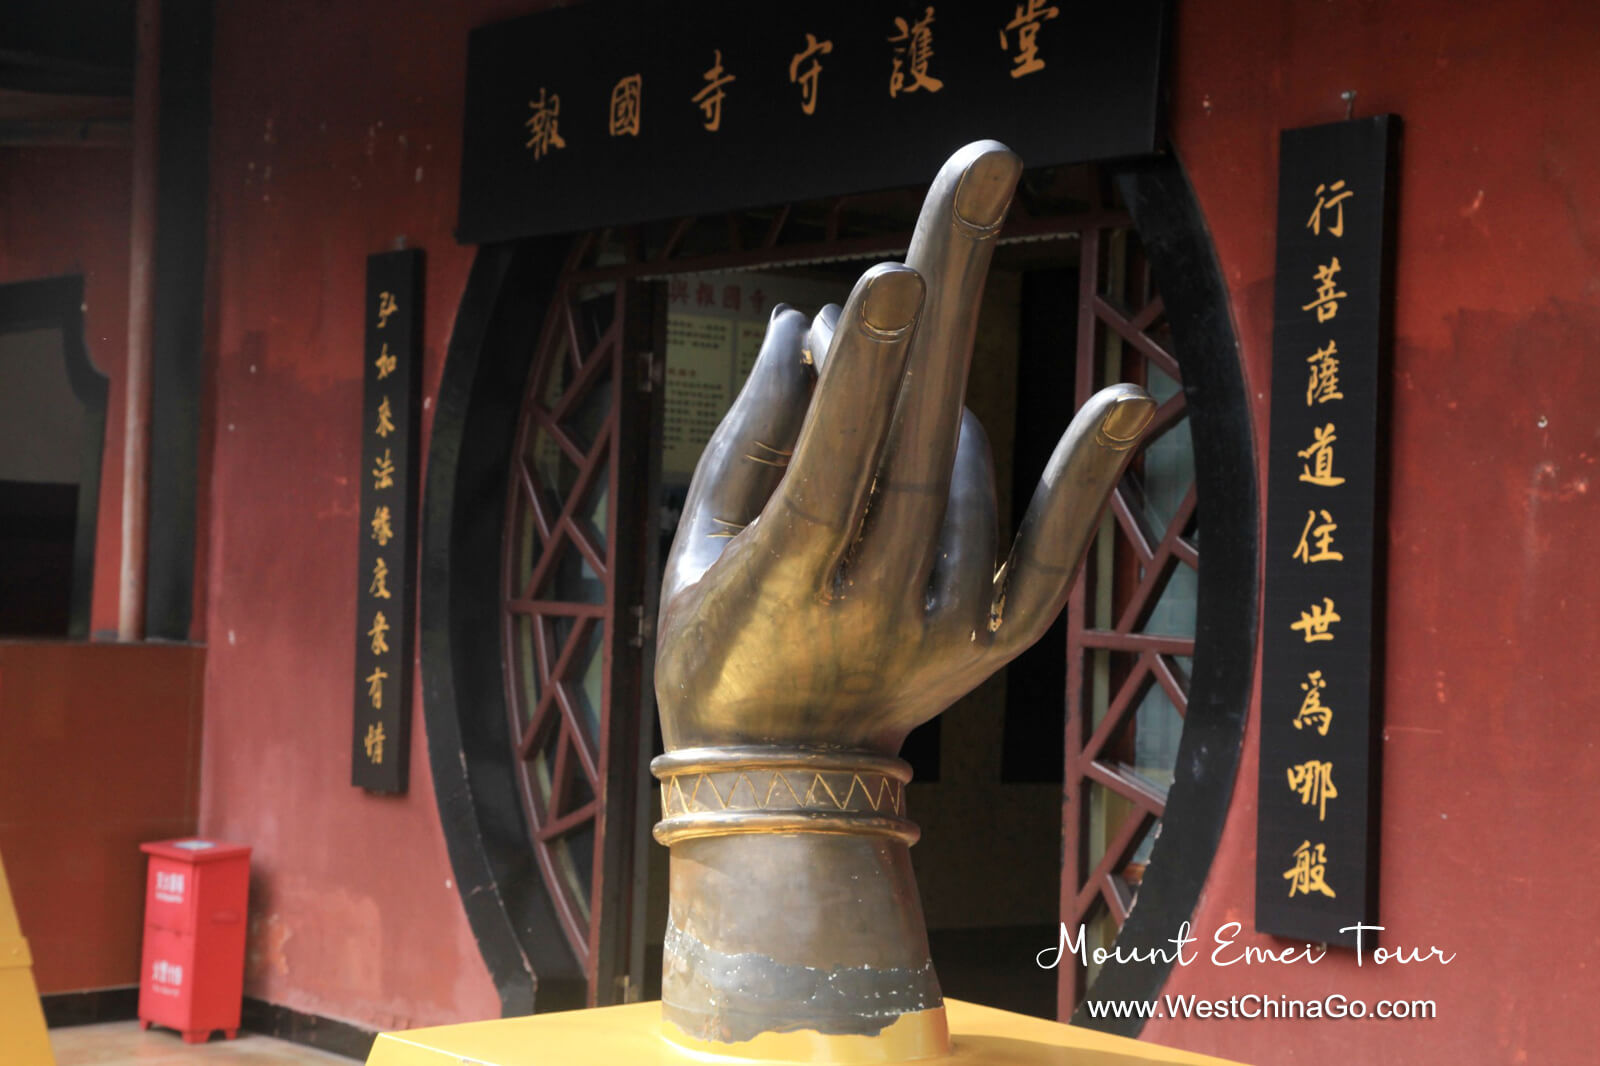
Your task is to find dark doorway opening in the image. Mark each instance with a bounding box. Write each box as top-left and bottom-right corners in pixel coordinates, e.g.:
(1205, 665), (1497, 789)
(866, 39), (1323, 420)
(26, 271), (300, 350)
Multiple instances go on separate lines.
(0, 276), (108, 638)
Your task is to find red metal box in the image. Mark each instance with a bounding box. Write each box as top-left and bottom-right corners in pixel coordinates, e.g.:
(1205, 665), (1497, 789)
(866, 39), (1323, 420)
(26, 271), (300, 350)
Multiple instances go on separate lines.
(137, 838), (251, 1043)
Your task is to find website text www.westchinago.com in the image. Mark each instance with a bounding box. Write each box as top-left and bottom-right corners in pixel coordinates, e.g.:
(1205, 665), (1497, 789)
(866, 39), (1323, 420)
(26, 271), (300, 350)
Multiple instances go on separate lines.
(1085, 994), (1437, 1021)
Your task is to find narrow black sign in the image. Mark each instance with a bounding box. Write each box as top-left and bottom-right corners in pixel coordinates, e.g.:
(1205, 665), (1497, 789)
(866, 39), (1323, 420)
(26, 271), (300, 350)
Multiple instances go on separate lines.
(1256, 117), (1398, 946)
(352, 249), (424, 793)
(458, 0), (1168, 243)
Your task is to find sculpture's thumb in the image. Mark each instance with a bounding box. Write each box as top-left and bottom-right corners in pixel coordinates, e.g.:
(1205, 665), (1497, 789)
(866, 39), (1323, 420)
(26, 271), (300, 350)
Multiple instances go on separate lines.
(988, 383), (1156, 658)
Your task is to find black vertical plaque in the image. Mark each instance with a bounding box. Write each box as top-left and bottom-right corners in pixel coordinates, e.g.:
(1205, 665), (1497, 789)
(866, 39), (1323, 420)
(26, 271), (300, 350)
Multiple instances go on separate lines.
(352, 249), (424, 793)
(1256, 117), (1398, 946)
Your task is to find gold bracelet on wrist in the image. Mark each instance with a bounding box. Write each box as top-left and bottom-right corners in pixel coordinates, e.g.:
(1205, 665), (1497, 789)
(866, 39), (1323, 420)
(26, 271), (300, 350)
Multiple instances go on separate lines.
(650, 746), (919, 847)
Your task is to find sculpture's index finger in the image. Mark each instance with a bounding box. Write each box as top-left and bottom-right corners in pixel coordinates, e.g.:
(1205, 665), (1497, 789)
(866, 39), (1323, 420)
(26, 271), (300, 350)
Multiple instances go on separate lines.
(760, 264), (925, 581)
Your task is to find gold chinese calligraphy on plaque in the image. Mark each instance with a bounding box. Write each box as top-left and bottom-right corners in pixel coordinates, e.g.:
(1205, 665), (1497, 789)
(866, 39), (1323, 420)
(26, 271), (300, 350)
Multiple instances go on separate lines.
(693, 50), (735, 131)
(1257, 116), (1398, 946)
(460, 2), (1167, 244)
(788, 33), (833, 115)
(888, 8), (942, 97)
(353, 249), (423, 793)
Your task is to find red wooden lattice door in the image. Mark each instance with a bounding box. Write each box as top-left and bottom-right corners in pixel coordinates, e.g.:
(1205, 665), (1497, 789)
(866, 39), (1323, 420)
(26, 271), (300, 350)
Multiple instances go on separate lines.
(1059, 226), (1199, 1015)
(502, 245), (659, 1006)
(499, 199), (1195, 1013)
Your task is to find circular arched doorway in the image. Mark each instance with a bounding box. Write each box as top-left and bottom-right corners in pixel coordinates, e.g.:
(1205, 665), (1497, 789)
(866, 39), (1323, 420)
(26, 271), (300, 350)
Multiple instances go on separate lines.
(420, 152), (1257, 1034)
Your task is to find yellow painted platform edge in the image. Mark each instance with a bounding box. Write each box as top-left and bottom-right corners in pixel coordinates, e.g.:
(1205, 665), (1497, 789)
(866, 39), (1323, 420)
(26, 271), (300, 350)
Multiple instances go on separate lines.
(367, 998), (1250, 1066)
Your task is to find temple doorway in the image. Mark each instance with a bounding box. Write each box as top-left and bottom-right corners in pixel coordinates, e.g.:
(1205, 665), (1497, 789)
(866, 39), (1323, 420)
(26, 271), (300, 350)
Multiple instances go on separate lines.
(491, 166), (1203, 1017)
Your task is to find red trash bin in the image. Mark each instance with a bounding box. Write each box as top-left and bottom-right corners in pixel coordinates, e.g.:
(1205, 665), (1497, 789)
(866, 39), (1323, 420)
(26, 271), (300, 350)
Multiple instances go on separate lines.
(137, 838), (251, 1043)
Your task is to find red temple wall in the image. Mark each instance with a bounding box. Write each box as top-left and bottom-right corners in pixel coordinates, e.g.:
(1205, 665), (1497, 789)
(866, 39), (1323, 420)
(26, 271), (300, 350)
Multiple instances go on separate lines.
(194, 0), (551, 1030)
(1151, 2), (1600, 1063)
(0, 643), (204, 994)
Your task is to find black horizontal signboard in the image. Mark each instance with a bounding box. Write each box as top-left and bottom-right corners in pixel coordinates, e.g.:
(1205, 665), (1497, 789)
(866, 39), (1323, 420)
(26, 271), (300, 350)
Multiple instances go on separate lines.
(459, 0), (1168, 243)
(1256, 116), (1399, 947)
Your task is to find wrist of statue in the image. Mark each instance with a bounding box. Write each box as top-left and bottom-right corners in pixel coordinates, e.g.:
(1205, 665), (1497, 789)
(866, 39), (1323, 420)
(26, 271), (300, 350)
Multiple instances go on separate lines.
(652, 745), (949, 1056)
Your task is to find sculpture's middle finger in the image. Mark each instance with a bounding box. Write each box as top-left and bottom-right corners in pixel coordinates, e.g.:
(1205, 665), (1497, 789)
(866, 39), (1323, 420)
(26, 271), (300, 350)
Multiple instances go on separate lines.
(847, 141), (1021, 597)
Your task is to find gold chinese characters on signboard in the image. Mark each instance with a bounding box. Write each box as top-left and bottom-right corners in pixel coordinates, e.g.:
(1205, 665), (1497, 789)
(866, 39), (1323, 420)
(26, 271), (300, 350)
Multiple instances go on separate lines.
(515, 6), (1083, 153)
(888, 8), (943, 97)
(362, 283), (401, 765)
(364, 722), (386, 765)
(789, 33), (834, 115)
(1284, 840), (1336, 899)
(369, 556), (391, 599)
(999, 0), (1059, 78)
(355, 252), (420, 793)
(609, 74), (642, 136)
(1279, 173), (1358, 899)
(693, 51), (735, 131)
(376, 291), (398, 328)
(525, 87), (566, 158)
(368, 611), (390, 655)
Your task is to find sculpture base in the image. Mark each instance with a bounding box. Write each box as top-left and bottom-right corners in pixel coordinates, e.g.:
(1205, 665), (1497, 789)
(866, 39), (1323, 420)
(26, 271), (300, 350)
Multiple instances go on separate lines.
(366, 999), (1248, 1066)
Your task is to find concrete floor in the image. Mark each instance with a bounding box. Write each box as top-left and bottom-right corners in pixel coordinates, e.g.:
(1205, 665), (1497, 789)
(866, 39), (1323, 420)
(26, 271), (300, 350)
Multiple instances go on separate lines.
(51, 1021), (358, 1065)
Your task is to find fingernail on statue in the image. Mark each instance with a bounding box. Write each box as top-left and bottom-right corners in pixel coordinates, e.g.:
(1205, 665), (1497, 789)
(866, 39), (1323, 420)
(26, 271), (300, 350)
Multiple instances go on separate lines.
(860, 268), (925, 338)
(1100, 394), (1158, 447)
(953, 148), (1024, 231)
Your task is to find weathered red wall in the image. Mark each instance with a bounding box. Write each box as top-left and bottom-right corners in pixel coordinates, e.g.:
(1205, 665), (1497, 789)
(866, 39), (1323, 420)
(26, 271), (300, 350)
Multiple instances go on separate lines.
(197, 0), (548, 1031)
(0, 148), (131, 637)
(1145, 2), (1600, 1063)
(0, 643), (203, 993)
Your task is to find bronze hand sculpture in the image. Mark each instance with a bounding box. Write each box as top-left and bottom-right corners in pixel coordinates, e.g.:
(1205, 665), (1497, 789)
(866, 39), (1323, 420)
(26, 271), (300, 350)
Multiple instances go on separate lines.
(653, 141), (1156, 1059)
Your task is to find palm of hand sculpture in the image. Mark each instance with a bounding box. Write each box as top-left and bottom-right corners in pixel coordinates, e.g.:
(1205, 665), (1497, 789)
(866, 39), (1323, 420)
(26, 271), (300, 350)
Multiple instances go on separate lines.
(656, 140), (1156, 756)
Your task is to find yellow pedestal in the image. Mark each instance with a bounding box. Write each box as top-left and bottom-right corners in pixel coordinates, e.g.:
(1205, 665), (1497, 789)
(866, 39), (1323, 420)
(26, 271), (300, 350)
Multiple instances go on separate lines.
(0, 849), (54, 1066)
(368, 999), (1245, 1066)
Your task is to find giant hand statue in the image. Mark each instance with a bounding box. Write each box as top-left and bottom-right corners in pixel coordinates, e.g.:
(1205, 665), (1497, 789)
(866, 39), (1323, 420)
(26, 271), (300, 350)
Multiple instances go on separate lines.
(652, 141), (1156, 1060)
